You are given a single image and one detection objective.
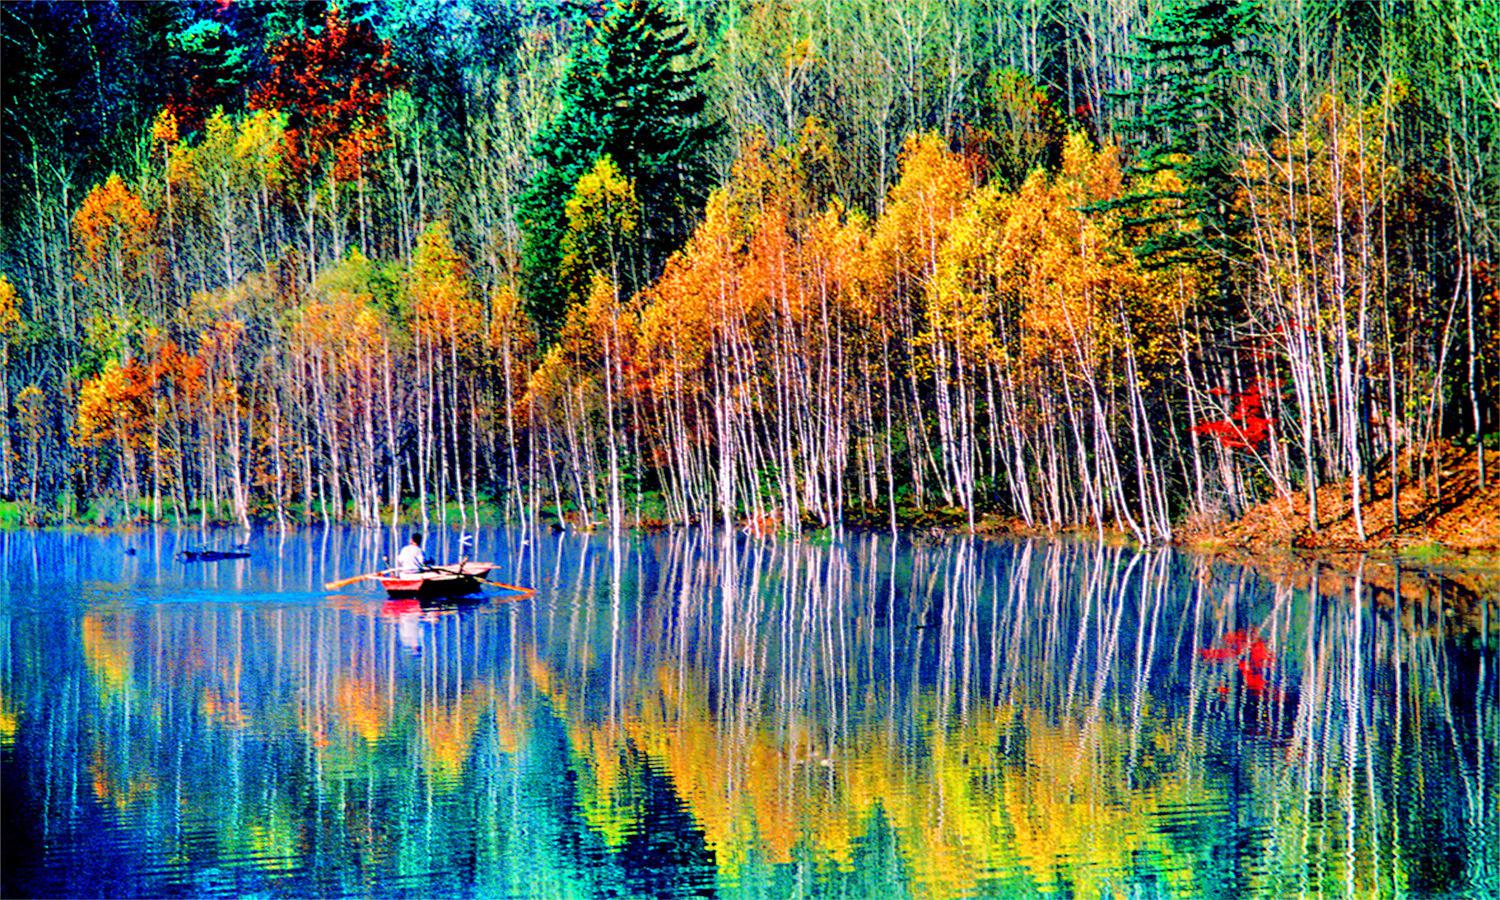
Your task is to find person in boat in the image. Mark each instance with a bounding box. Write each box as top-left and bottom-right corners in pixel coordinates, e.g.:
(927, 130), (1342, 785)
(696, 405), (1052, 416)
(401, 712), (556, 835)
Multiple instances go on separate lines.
(395, 533), (429, 573)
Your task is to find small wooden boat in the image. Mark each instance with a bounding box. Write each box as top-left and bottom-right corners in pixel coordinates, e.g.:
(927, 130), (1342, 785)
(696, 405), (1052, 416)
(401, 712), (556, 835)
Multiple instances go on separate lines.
(368, 562), (494, 598)
(176, 548), (251, 562)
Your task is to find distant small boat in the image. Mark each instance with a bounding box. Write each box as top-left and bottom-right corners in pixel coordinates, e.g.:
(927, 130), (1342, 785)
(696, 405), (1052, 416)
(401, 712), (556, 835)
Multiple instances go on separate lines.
(370, 562), (494, 599)
(176, 549), (251, 562)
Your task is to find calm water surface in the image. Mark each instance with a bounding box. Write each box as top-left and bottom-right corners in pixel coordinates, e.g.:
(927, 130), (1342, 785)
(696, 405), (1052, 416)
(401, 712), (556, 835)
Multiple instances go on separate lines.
(1, 528), (1495, 898)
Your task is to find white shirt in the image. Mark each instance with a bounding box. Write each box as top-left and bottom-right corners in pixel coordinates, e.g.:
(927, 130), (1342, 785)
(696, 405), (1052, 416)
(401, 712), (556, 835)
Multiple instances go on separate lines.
(395, 543), (427, 573)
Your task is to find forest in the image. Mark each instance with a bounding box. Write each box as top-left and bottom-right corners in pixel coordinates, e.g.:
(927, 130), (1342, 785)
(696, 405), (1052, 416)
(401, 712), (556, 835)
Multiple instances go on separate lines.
(0, 0), (1495, 541)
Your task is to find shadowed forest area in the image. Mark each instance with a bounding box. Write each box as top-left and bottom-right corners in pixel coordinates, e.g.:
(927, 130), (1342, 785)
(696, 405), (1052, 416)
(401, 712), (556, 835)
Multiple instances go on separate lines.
(1, 0), (1496, 544)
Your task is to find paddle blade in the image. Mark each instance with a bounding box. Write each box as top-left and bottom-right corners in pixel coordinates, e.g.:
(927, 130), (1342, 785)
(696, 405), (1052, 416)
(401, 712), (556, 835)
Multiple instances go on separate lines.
(324, 573), (374, 590)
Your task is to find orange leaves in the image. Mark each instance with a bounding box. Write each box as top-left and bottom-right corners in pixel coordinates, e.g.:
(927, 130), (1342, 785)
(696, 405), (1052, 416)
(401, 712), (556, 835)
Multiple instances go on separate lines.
(72, 175), (156, 280)
(989, 137), (1143, 374)
(73, 337), (206, 454)
(150, 337), (205, 403)
(74, 360), (147, 451)
(248, 5), (399, 184)
(871, 134), (976, 291)
(151, 108), (180, 147)
(294, 280), (386, 378)
(331, 123), (389, 183)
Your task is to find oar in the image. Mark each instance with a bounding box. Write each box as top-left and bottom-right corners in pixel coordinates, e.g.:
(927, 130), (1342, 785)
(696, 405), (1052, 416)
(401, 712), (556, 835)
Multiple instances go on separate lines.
(479, 579), (535, 597)
(325, 572), (382, 590)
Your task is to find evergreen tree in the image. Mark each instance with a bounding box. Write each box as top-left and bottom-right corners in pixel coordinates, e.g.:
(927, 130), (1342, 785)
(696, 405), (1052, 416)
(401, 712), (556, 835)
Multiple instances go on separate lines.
(518, 0), (719, 340)
(1112, 0), (1261, 308)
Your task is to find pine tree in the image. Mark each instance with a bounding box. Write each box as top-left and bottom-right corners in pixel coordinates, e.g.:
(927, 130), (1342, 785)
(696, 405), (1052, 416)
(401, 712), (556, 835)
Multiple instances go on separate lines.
(1112, 0), (1261, 309)
(518, 0), (719, 341)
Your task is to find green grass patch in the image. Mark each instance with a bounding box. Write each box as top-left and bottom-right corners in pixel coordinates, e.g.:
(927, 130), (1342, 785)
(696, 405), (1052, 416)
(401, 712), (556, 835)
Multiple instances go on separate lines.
(1398, 541), (1451, 563)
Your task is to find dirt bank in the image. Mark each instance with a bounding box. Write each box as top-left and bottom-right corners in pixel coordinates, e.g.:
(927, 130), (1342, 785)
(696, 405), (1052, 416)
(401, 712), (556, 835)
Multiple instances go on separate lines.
(1182, 440), (1498, 554)
(1179, 441), (1499, 611)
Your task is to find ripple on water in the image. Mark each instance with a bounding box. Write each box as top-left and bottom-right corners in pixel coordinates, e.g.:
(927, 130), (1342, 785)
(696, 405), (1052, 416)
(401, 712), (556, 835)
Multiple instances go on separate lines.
(1, 530), (1494, 898)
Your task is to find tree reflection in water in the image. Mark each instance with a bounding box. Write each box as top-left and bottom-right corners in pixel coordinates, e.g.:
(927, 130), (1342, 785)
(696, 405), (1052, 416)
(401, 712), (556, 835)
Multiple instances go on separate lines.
(0, 529), (1494, 897)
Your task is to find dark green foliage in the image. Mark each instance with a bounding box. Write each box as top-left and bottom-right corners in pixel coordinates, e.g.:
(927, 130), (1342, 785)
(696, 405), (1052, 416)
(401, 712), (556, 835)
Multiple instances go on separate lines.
(2, 3), (146, 228)
(965, 68), (1068, 189)
(166, 15), (253, 133)
(385, 0), (520, 139)
(1111, 0), (1263, 305)
(519, 0), (720, 340)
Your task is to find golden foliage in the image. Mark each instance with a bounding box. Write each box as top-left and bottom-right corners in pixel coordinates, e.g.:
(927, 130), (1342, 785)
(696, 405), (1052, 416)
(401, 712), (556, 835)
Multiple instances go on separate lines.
(0, 273), (20, 339)
(72, 174), (156, 278)
(411, 221), (481, 361)
(561, 155), (639, 287)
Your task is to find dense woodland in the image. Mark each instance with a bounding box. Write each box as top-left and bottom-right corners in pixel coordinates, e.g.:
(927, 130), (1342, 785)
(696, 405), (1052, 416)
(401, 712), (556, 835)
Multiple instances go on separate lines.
(0, 0), (1496, 539)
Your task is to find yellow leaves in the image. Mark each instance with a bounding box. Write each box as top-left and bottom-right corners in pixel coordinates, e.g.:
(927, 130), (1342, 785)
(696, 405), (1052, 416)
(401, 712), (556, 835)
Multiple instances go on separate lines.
(0, 689), (17, 747)
(1060, 133), (1123, 205)
(524, 343), (587, 422)
(925, 183), (1010, 366)
(233, 109), (287, 188)
(411, 221), (481, 360)
(151, 108), (179, 146)
(565, 157), (639, 243)
(0, 273), (20, 339)
(74, 360), (139, 451)
(900, 132), (1179, 385)
(522, 276), (628, 426)
(872, 133), (975, 288)
(561, 156), (640, 294)
(166, 143), (201, 192)
(159, 108), (288, 202)
(73, 335), (208, 460)
(784, 36), (816, 74)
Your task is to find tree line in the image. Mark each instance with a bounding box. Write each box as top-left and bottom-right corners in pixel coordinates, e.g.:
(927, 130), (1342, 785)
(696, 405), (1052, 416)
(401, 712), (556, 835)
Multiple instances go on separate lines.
(1, 0), (1495, 537)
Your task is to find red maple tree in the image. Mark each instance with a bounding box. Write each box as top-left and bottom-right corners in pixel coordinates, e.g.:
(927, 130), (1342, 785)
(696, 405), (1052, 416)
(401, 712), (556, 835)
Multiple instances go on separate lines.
(1192, 382), (1274, 451)
(248, 5), (401, 185)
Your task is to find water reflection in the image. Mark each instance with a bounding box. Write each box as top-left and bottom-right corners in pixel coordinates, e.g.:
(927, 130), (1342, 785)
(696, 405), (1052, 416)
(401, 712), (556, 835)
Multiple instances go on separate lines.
(1, 529), (1495, 897)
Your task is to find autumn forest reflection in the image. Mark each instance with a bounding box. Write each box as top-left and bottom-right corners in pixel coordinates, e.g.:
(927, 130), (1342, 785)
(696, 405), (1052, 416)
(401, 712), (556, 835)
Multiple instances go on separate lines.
(1, 529), (1495, 897)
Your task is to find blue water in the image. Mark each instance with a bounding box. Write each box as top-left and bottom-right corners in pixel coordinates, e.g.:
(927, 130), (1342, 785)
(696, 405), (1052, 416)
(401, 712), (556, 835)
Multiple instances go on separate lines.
(1, 528), (1496, 897)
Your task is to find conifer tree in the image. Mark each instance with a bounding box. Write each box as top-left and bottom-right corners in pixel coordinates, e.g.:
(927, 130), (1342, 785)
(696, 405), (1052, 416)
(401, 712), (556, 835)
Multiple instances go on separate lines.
(518, 0), (718, 341)
(1113, 0), (1261, 308)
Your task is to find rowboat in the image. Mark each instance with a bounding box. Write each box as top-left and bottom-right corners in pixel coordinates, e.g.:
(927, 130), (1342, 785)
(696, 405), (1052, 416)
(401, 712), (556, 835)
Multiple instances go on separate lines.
(368, 562), (494, 598)
(176, 548), (251, 562)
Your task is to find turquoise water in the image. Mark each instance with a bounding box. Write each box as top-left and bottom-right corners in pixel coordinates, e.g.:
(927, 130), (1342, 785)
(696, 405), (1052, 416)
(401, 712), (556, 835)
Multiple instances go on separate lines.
(1, 528), (1495, 897)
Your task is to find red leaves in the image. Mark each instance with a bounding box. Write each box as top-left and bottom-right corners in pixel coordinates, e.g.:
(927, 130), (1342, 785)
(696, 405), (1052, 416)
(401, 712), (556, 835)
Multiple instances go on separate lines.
(1192, 382), (1274, 451)
(248, 6), (400, 184)
(1198, 628), (1277, 695)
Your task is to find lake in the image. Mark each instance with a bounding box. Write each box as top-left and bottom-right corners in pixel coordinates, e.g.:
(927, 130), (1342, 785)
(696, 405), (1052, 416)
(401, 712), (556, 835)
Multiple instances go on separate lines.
(1, 528), (1495, 897)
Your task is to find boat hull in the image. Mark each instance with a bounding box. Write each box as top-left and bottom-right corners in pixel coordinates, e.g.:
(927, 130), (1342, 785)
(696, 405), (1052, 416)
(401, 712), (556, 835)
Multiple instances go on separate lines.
(371, 563), (493, 599)
(177, 550), (250, 562)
